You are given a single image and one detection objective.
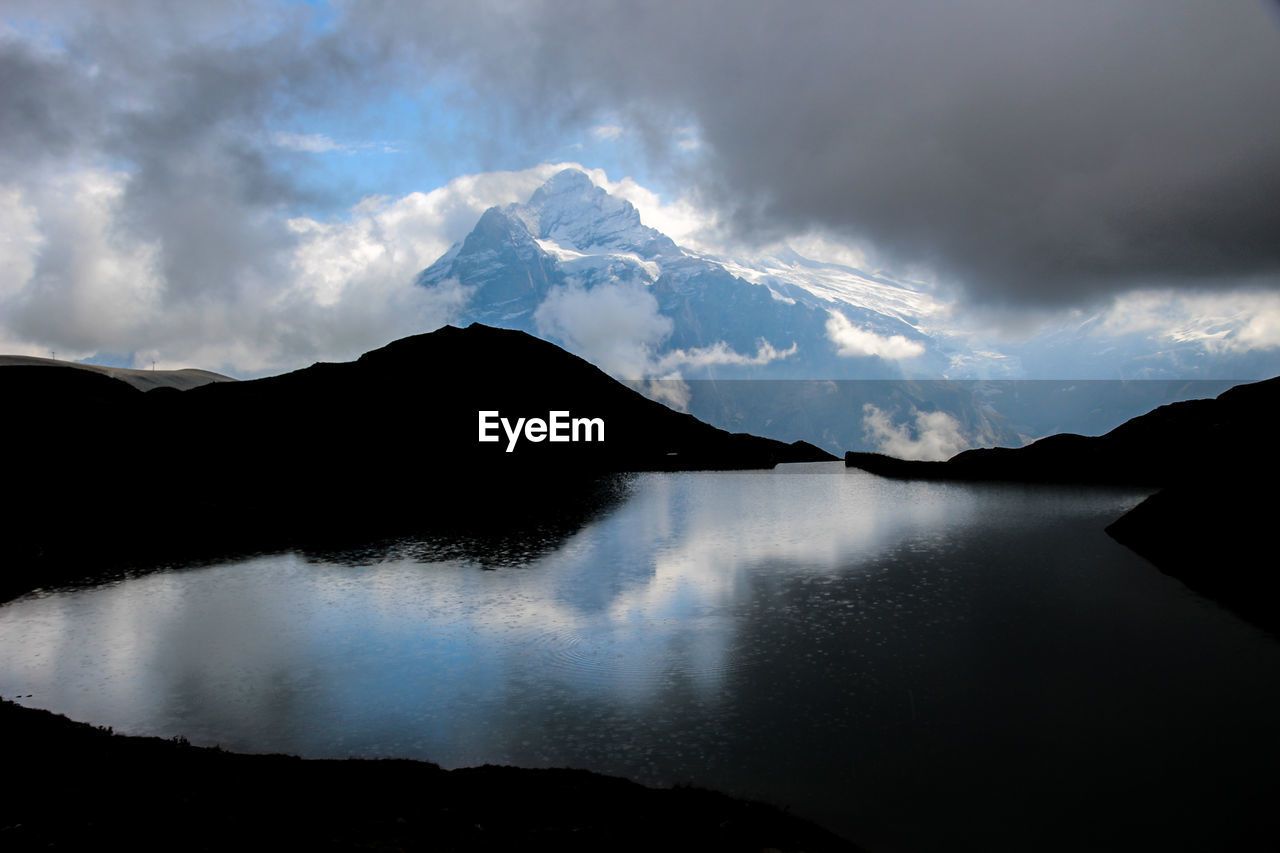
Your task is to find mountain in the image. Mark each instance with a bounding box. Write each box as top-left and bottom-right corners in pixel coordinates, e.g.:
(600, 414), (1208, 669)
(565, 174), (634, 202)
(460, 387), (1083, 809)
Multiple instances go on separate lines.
(417, 169), (945, 381)
(0, 354), (234, 392)
(414, 170), (1274, 456)
(415, 169), (1021, 452)
(1, 324), (832, 586)
(419, 168), (1280, 385)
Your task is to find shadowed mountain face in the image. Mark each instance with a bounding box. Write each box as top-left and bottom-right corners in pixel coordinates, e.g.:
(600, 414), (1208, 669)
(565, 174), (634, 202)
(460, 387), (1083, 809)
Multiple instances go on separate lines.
(1, 324), (830, 589)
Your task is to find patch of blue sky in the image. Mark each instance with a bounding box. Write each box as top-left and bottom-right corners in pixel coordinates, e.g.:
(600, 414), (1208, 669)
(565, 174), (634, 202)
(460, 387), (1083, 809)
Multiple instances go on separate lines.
(266, 86), (464, 217)
(267, 85), (689, 223)
(281, 0), (339, 35)
(76, 352), (135, 369)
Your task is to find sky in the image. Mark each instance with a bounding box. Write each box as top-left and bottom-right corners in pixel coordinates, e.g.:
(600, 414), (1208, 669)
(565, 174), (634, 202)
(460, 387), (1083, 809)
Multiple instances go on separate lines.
(2, 0), (1279, 375)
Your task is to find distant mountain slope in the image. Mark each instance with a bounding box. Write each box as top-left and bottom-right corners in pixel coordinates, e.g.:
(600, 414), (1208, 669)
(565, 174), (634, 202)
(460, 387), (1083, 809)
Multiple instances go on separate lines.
(2, 324), (832, 584)
(0, 354), (234, 391)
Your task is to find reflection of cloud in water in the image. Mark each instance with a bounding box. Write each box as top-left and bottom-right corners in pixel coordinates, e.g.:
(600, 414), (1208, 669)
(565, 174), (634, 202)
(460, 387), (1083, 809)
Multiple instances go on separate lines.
(0, 556), (323, 744)
(311, 465), (994, 708)
(0, 465), (1148, 760)
(8, 469), (1270, 851)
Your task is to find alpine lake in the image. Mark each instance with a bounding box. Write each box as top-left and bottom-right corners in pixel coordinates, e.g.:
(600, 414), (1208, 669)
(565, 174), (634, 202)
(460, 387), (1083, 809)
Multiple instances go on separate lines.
(3, 462), (1278, 851)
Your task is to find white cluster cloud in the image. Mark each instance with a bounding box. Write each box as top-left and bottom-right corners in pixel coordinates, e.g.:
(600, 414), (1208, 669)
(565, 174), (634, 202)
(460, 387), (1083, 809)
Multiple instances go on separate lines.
(533, 279), (673, 379)
(634, 338), (798, 410)
(0, 162), (650, 374)
(0, 152), (787, 376)
(825, 310), (925, 360)
(3, 143), (1278, 381)
(5, 0), (1280, 384)
(271, 132), (348, 154)
(861, 404), (970, 462)
(533, 273), (797, 385)
(269, 131), (401, 156)
(0, 170), (163, 358)
(590, 124), (625, 141)
(0, 168), (483, 373)
(654, 339), (796, 373)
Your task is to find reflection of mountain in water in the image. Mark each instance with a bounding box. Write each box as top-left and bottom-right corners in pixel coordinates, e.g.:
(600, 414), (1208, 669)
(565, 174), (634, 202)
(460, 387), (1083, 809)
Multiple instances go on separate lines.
(299, 474), (635, 571)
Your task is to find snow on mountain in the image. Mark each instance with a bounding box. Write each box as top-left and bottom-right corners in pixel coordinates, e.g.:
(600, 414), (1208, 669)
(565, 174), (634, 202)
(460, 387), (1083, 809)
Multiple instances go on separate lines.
(413, 168), (1276, 453)
(415, 167), (1280, 387)
(710, 247), (939, 328)
(417, 168), (949, 380)
(512, 169), (678, 257)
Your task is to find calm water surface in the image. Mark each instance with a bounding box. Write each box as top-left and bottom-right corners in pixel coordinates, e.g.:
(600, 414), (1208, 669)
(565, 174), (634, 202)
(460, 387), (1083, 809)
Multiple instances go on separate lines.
(3, 463), (1278, 851)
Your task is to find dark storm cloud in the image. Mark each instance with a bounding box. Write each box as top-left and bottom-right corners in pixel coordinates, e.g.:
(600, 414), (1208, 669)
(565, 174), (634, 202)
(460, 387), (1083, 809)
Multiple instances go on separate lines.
(356, 0), (1280, 307)
(4, 0), (1277, 333)
(0, 38), (101, 166)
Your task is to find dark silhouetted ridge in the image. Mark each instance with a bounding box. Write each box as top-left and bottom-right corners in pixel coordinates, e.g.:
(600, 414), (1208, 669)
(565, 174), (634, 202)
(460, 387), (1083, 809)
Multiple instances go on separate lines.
(846, 375), (1280, 635)
(847, 375), (1280, 486)
(1, 323), (834, 591)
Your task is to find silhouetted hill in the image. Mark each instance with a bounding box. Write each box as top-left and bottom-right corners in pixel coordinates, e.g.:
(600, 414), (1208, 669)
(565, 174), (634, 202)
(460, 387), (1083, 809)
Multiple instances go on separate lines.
(846, 375), (1280, 486)
(1, 324), (833, 590)
(166, 323), (834, 480)
(1104, 484), (1279, 637)
(846, 376), (1280, 636)
(0, 354), (234, 391)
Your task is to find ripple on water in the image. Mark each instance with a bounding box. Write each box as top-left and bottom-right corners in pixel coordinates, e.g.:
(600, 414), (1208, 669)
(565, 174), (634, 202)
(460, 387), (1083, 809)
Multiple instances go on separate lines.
(529, 617), (748, 697)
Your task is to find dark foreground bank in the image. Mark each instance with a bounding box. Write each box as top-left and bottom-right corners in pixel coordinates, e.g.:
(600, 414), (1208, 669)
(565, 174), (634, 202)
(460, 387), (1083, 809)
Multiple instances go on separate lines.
(0, 699), (862, 852)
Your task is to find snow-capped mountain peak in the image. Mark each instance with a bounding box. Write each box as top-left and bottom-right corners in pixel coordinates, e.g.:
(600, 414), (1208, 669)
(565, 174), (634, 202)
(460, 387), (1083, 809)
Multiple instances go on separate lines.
(424, 169), (1263, 391)
(416, 169), (951, 379)
(509, 168), (676, 257)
